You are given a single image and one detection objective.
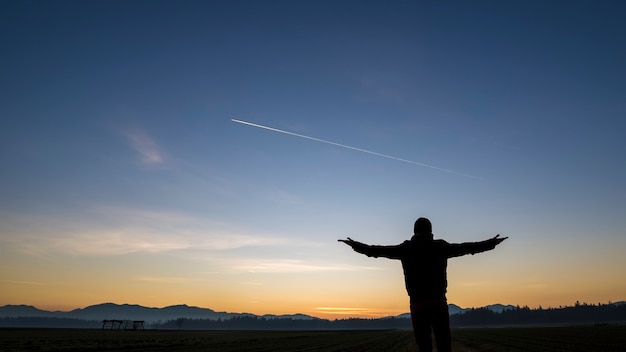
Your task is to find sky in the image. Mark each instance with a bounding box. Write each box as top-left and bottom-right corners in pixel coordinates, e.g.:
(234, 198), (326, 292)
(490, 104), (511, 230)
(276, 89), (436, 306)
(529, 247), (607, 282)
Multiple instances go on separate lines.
(1, 0), (625, 319)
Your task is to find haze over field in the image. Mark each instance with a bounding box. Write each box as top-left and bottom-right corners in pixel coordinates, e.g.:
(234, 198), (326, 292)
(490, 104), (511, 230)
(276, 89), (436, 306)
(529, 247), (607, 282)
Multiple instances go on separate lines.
(1, 1), (625, 319)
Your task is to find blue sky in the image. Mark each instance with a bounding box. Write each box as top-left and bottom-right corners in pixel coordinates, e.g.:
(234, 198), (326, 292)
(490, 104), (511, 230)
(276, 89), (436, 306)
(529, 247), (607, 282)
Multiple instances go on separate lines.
(1, 0), (625, 317)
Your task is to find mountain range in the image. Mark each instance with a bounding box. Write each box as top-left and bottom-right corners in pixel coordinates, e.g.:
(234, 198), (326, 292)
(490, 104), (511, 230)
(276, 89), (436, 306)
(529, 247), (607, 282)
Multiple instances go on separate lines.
(0, 303), (516, 324)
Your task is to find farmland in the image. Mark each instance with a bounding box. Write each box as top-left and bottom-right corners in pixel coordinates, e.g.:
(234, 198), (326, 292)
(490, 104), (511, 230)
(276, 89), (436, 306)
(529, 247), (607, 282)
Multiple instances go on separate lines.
(1, 329), (415, 352)
(0, 325), (625, 351)
(451, 324), (626, 352)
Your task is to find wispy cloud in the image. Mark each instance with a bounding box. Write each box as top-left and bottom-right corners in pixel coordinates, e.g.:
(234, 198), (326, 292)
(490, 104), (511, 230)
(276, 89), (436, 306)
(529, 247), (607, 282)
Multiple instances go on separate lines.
(51, 230), (189, 255)
(0, 207), (288, 256)
(48, 229), (288, 256)
(225, 259), (380, 274)
(133, 276), (208, 284)
(90, 205), (194, 224)
(125, 130), (164, 164)
(4, 280), (46, 286)
(457, 281), (486, 287)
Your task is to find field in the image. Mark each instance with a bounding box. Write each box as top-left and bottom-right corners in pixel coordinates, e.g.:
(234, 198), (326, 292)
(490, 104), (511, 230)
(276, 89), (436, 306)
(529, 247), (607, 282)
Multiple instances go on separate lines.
(1, 325), (625, 351)
(451, 325), (626, 352)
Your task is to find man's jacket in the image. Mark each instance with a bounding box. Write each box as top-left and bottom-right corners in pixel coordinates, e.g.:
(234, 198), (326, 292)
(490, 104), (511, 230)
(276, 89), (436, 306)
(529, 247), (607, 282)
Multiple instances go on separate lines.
(351, 235), (499, 301)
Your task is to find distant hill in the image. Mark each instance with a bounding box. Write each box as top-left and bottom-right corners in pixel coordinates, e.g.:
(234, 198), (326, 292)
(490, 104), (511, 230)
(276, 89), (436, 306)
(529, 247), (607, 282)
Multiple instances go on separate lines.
(0, 301), (626, 325)
(396, 303), (512, 318)
(0, 304), (57, 318)
(0, 302), (517, 324)
(0, 303), (317, 324)
(65, 303), (239, 323)
(448, 304), (468, 315)
(483, 304), (516, 313)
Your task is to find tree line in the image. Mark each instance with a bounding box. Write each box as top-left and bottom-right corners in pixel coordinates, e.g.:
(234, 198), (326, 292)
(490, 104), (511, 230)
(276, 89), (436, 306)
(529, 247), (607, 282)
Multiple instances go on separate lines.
(154, 302), (626, 329)
(158, 316), (413, 330)
(450, 301), (626, 327)
(0, 317), (102, 328)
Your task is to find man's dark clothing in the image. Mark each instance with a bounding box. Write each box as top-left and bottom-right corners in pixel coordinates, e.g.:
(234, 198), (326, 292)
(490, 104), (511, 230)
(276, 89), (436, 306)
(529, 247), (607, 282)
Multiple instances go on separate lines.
(351, 235), (499, 352)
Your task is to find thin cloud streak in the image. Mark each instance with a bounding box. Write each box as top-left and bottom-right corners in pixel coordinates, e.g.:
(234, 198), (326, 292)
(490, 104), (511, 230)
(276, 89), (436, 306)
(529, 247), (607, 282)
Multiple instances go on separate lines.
(226, 259), (381, 273)
(125, 130), (164, 164)
(4, 280), (46, 286)
(232, 119), (478, 179)
(0, 208), (289, 256)
(48, 228), (288, 255)
(133, 276), (208, 284)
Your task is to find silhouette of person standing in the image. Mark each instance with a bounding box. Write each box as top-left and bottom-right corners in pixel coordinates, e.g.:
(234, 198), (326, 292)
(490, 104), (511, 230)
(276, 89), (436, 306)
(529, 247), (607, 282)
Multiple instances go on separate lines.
(339, 217), (507, 352)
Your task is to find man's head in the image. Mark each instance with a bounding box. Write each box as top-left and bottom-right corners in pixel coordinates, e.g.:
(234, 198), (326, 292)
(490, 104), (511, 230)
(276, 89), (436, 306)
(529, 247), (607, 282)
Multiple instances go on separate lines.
(414, 217), (432, 235)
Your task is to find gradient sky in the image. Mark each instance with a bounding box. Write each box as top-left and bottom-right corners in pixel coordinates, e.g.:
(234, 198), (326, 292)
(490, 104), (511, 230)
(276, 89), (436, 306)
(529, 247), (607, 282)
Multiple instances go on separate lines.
(1, 0), (625, 319)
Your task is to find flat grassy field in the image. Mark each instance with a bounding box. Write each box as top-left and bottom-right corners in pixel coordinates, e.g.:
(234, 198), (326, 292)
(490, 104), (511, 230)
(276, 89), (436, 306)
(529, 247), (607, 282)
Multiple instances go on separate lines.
(0, 325), (625, 351)
(0, 329), (416, 352)
(451, 324), (626, 352)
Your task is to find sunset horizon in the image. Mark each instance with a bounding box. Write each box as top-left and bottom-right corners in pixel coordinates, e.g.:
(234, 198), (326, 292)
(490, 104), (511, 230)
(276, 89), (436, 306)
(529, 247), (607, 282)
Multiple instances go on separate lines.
(5, 298), (625, 321)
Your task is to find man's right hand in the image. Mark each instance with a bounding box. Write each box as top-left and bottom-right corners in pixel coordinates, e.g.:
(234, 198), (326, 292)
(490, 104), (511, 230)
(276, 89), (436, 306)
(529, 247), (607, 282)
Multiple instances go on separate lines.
(338, 237), (357, 246)
(339, 237), (374, 257)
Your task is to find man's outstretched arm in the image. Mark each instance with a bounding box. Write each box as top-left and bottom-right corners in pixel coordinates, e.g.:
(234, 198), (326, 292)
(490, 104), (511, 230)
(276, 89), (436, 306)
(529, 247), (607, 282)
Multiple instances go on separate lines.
(446, 234), (508, 258)
(338, 237), (404, 259)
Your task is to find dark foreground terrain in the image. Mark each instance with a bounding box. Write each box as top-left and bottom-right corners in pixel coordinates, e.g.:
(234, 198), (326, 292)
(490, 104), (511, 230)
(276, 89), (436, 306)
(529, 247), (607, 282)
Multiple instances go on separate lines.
(1, 324), (625, 351)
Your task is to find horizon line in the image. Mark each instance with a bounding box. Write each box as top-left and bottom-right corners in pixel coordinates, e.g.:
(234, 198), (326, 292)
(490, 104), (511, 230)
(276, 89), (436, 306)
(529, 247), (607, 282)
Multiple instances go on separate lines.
(4, 299), (624, 316)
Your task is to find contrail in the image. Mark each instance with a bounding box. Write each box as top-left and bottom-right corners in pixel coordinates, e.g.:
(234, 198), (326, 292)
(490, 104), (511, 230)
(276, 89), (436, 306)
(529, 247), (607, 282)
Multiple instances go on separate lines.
(231, 119), (478, 179)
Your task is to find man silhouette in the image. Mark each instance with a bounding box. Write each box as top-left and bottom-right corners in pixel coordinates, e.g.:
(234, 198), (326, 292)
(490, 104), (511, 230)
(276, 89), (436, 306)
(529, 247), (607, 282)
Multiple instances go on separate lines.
(339, 217), (507, 352)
